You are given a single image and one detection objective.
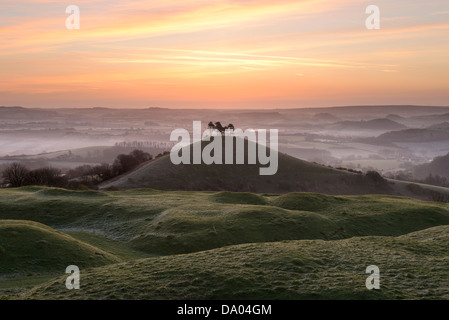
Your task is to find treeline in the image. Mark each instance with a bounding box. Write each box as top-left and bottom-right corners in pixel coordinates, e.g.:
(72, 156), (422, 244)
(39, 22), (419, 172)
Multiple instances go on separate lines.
(0, 149), (161, 190)
(1, 164), (66, 188)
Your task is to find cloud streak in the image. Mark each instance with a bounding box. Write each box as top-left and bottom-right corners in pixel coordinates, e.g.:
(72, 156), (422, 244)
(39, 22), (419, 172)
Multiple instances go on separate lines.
(1, 0), (448, 107)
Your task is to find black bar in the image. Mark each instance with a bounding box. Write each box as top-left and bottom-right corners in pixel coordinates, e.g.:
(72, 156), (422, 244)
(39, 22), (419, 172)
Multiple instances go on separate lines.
(0, 300), (445, 319)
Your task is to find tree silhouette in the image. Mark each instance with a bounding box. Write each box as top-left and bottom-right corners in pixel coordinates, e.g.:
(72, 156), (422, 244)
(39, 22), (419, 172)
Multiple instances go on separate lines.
(26, 167), (67, 187)
(113, 149), (152, 175)
(207, 121), (235, 135)
(214, 122), (225, 133)
(1, 163), (29, 187)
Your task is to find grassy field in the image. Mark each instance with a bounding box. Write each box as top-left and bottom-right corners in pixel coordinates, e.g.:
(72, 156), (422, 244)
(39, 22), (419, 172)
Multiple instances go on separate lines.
(1, 187), (449, 299)
(0, 220), (121, 276)
(19, 226), (449, 300)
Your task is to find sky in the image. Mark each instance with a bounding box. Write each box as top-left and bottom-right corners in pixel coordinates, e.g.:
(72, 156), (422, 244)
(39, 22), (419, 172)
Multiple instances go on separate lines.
(1, 0), (449, 109)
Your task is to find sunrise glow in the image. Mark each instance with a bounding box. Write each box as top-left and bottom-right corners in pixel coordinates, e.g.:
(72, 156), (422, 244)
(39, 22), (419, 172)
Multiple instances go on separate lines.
(1, 0), (449, 108)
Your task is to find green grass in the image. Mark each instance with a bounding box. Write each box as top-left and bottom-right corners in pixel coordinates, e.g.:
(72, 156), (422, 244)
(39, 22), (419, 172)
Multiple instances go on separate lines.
(64, 231), (151, 260)
(211, 191), (268, 205)
(0, 220), (120, 277)
(1, 187), (449, 256)
(0, 275), (55, 299)
(1, 186), (449, 299)
(20, 225), (449, 300)
(271, 192), (350, 211)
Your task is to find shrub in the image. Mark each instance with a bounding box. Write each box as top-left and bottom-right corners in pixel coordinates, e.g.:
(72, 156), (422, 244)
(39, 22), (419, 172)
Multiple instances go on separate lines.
(365, 170), (387, 185)
(26, 167), (67, 187)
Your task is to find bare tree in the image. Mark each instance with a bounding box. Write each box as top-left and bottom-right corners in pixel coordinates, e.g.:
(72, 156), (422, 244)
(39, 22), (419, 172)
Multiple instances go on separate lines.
(1, 163), (29, 187)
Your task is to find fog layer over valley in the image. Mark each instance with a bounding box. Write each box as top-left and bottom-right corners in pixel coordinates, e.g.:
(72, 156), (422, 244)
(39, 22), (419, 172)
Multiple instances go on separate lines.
(1, 105), (449, 186)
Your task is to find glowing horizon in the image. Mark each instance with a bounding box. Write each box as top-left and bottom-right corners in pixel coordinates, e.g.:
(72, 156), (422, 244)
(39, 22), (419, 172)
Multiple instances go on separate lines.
(1, 0), (448, 109)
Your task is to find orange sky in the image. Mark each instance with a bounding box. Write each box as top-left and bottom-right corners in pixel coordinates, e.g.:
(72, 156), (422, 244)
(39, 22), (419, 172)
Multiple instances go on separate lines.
(1, 0), (449, 108)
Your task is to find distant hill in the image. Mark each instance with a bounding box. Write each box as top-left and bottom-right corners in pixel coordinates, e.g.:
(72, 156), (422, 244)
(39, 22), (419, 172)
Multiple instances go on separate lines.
(281, 105), (449, 119)
(313, 112), (340, 122)
(374, 128), (449, 143)
(427, 122), (449, 130)
(386, 114), (407, 122)
(331, 118), (407, 131)
(412, 112), (449, 122)
(2, 105), (449, 122)
(222, 112), (283, 119)
(414, 153), (449, 179)
(3, 145), (169, 164)
(0, 106), (58, 120)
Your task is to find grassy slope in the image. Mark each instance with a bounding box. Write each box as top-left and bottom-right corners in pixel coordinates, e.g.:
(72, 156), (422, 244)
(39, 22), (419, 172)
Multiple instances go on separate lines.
(0, 220), (120, 277)
(98, 146), (449, 201)
(22, 225), (449, 300)
(100, 152), (355, 193)
(2, 187), (449, 299)
(1, 187), (449, 256)
(98, 138), (402, 196)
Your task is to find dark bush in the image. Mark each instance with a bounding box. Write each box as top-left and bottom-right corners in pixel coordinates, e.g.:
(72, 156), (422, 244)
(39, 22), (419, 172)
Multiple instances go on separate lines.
(365, 171), (387, 185)
(26, 167), (67, 187)
(113, 149), (152, 175)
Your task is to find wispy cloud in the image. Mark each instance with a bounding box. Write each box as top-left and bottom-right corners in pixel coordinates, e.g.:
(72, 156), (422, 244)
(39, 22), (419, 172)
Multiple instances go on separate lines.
(430, 10), (449, 15)
(241, 67), (265, 71)
(1, 0), (448, 107)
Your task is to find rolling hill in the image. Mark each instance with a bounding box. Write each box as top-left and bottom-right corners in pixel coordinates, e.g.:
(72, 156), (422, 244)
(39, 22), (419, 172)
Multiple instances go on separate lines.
(100, 151), (382, 195)
(412, 112), (449, 123)
(427, 122), (449, 130)
(414, 152), (449, 179)
(1, 187), (449, 299)
(373, 128), (449, 143)
(313, 112), (340, 122)
(386, 114), (407, 122)
(331, 118), (407, 132)
(21, 225), (449, 300)
(2, 187), (449, 257)
(0, 220), (120, 276)
(98, 138), (449, 201)
(99, 138), (367, 194)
